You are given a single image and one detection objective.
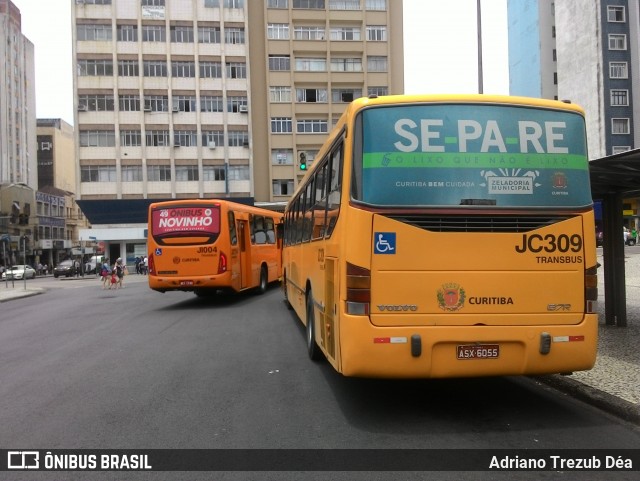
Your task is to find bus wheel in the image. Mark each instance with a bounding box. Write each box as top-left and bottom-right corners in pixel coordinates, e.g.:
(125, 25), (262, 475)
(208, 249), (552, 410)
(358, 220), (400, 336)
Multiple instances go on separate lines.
(258, 265), (268, 294)
(306, 291), (322, 361)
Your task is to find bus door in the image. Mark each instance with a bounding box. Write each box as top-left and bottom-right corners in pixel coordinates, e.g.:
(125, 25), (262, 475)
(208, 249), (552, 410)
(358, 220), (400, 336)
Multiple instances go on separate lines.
(237, 219), (252, 290)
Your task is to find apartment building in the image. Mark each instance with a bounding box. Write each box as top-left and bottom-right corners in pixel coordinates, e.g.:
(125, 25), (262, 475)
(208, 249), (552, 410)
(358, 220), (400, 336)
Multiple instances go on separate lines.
(0, 0), (37, 267)
(508, 0), (638, 159)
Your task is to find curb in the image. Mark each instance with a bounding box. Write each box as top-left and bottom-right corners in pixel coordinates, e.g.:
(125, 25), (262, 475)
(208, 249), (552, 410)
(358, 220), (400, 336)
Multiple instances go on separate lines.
(0, 288), (45, 303)
(534, 374), (640, 425)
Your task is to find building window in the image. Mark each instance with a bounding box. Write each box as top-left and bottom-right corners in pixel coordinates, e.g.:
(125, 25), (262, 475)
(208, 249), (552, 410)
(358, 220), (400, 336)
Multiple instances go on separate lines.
(145, 130), (170, 146)
(268, 0), (288, 8)
(270, 86), (292, 103)
(365, 0), (385, 10)
(228, 165), (250, 180)
(201, 96), (224, 112)
(608, 34), (627, 50)
(228, 130), (249, 147)
(78, 94), (114, 111)
(147, 165), (171, 181)
(612, 146), (631, 154)
(79, 130), (116, 147)
(117, 25), (138, 42)
(611, 89), (629, 106)
(272, 149), (294, 165)
(118, 60), (139, 77)
(297, 119), (328, 133)
(204, 0), (220, 6)
(330, 27), (361, 41)
(225, 27), (245, 44)
(367, 56), (387, 71)
(273, 179), (294, 196)
(203, 166), (226, 181)
(227, 96), (248, 112)
(175, 165), (199, 181)
(294, 26), (325, 40)
(610, 62), (628, 79)
(77, 24), (112, 41)
(143, 60), (168, 77)
(173, 95), (198, 112)
(296, 88), (328, 103)
(271, 117), (293, 133)
(295, 58), (326, 71)
(77, 60), (113, 76)
(120, 130), (142, 147)
(198, 26), (221, 43)
(224, 0), (244, 8)
(226, 62), (247, 79)
(366, 25), (386, 41)
(332, 88), (361, 102)
(142, 25), (166, 42)
(269, 55), (291, 71)
(172, 61), (196, 78)
(144, 95), (169, 112)
(367, 86), (387, 96)
(121, 165), (142, 182)
(81, 165), (116, 182)
(119, 95), (141, 111)
(202, 130), (224, 147)
(174, 130), (198, 147)
(330, 57), (362, 72)
(142, 0), (165, 5)
(199, 61), (223, 78)
(329, 0), (360, 9)
(268, 23), (290, 40)
(82, 0), (113, 4)
(612, 118), (630, 135)
(608, 6), (625, 22)
(170, 26), (194, 43)
(292, 0), (325, 8)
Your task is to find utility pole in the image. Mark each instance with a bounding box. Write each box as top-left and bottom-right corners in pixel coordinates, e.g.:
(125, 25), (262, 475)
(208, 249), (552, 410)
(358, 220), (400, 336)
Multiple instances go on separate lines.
(477, 0), (484, 94)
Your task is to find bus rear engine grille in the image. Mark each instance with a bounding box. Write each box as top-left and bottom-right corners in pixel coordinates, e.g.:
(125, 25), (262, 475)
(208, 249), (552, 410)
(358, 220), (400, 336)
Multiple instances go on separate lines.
(385, 215), (570, 233)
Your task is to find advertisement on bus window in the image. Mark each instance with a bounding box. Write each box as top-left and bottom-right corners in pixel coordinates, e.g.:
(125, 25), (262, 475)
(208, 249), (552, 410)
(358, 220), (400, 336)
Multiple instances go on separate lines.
(151, 205), (220, 239)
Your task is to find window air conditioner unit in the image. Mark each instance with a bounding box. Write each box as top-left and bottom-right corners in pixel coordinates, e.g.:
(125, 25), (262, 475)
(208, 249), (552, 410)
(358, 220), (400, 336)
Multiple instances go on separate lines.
(78, 104), (88, 111)
(143, 106), (152, 112)
(208, 142), (216, 149)
(172, 106), (179, 112)
(239, 105), (248, 113)
(242, 141), (249, 147)
(173, 142), (181, 147)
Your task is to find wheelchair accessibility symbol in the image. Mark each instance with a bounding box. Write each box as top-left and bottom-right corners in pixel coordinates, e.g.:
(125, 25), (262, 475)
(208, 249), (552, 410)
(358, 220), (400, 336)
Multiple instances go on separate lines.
(374, 232), (396, 254)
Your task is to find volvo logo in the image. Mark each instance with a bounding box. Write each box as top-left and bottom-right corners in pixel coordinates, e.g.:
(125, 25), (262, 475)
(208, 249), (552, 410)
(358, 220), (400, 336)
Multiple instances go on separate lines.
(377, 305), (418, 312)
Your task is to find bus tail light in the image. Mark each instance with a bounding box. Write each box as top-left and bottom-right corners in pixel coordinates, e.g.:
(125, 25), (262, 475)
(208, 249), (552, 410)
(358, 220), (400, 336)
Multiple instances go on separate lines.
(217, 252), (227, 274)
(346, 262), (370, 315)
(585, 265), (598, 313)
(148, 254), (155, 275)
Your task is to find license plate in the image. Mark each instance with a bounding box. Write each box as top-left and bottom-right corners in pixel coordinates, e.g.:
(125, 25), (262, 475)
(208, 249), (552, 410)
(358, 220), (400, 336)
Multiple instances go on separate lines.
(180, 280), (194, 286)
(457, 344), (499, 360)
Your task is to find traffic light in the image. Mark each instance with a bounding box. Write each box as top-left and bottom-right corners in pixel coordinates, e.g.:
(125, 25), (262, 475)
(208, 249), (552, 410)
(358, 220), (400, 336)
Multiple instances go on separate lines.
(299, 151), (307, 171)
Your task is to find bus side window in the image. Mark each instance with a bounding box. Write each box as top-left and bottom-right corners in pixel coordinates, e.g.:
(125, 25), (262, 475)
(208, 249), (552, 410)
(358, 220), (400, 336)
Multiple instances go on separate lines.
(266, 218), (276, 244)
(228, 211), (237, 245)
(302, 179), (314, 242)
(326, 142), (343, 237)
(254, 215), (267, 244)
(312, 160), (328, 240)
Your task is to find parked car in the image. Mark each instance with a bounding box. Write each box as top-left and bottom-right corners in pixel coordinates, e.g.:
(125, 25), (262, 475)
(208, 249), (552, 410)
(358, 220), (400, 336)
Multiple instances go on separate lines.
(53, 260), (77, 278)
(2, 265), (36, 280)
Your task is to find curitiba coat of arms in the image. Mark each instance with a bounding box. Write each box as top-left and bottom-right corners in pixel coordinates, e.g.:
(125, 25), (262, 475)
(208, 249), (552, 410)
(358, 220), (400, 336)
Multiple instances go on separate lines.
(437, 283), (466, 312)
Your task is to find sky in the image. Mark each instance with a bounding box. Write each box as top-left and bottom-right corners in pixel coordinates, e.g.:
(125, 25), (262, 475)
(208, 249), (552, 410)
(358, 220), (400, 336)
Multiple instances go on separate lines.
(11, 0), (509, 126)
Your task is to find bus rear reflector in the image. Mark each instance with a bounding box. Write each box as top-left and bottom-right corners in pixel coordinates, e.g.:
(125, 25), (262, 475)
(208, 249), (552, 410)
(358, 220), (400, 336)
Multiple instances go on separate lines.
(148, 254), (155, 275)
(585, 265), (598, 313)
(346, 262), (370, 315)
(217, 252), (227, 274)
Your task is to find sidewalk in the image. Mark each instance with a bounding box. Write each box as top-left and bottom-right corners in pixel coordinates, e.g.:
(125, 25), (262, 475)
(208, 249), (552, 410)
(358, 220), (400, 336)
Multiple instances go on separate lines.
(1, 264), (639, 423)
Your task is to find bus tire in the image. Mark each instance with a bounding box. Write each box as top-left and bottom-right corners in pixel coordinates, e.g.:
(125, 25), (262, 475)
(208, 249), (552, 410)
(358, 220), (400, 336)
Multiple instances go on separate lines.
(258, 265), (268, 294)
(306, 291), (322, 361)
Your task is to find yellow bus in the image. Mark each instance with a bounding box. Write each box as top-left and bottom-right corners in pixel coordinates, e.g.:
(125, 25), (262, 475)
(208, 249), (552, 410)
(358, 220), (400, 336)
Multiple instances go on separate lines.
(148, 199), (282, 296)
(282, 94), (598, 378)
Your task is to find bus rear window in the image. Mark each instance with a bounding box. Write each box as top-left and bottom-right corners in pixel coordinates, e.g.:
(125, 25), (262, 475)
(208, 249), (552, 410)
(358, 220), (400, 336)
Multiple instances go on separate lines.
(151, 204), (221, 240)
(353, 103), (592, 208)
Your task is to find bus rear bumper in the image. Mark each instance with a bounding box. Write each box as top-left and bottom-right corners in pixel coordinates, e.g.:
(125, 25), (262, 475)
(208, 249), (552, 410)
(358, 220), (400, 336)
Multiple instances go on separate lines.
(338, 314), (598, 379)
(148, 272), (233, 292)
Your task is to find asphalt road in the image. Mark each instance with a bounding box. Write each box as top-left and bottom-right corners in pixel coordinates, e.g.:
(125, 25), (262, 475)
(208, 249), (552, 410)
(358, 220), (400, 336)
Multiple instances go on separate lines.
(1, 276), (639, 481)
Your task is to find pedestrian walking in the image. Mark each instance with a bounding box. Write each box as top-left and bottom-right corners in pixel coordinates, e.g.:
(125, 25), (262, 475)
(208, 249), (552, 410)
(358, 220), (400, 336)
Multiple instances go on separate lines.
(100, 259), (111, 289)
